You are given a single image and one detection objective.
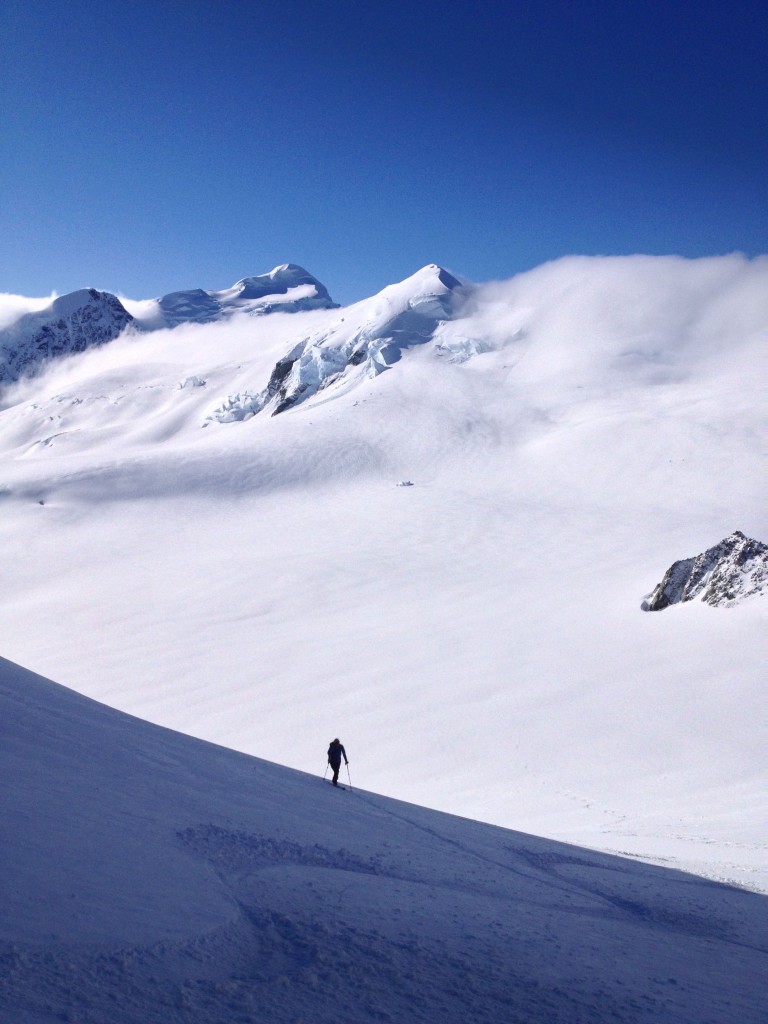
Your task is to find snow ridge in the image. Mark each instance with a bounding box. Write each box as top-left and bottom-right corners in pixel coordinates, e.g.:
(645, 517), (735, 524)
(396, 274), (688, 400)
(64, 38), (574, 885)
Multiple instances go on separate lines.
(642, 531), (768, 610)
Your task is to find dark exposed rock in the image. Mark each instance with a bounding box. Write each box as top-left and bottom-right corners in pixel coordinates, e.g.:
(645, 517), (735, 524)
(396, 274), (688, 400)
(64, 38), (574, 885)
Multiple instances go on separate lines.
(265, 356), (298, 399)
(642, 531), (767, 610)
(348, 347), (368, 366)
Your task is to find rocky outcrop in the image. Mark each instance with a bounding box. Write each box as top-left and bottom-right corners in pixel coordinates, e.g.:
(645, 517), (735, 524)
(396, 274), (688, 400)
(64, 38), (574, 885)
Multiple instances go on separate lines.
(642, 531), (767, 610)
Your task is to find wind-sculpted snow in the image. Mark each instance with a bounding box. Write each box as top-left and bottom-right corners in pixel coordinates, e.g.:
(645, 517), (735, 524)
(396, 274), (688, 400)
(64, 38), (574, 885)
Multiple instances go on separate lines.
(1, 655), (766, 1024)
(643, 531), (767, 610)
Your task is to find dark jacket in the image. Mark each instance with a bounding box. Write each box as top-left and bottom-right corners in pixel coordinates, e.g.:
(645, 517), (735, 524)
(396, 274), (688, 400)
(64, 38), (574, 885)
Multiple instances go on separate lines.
(327, 741), (347, 768)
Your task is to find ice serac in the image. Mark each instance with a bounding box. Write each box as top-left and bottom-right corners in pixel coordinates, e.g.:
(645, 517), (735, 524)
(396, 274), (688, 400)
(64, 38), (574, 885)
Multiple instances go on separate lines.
(262, 263), (462, 416)
(642, 531), (768, 610)
(0, 289), (134, 384)
(157, 264), (338, 327)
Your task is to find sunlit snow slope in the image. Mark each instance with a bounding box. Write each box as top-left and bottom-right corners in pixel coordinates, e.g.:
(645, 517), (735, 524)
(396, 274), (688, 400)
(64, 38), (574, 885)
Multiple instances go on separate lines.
(1, 655), (766, 1024)
(0, 254), (765, 892)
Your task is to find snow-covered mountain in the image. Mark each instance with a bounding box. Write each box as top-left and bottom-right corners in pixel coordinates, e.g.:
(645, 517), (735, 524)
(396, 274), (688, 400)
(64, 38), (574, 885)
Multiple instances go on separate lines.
(643, 530), (767, 610)
(2, 654), (765, 1024)
(0, 288), (135, 384)
(208, 263), (464, 420)
(0, 260), (475, 417)
(0, 264), (337, 384)
(0, 253), (765, 905)
(148, 263), (337, 329)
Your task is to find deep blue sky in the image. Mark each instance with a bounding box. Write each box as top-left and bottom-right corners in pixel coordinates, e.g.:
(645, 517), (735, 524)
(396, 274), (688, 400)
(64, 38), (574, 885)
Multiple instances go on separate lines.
(1, 0), (765, 304)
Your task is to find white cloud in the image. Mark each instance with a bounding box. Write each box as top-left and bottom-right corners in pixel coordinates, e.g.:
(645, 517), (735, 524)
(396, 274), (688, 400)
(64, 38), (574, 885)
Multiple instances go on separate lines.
(0, 292), (57, 331)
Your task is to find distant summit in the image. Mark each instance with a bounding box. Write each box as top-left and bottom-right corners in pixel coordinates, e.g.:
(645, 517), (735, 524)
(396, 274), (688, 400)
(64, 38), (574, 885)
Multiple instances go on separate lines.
(155, 264), (337, 328)
(642, 531), (767, 610)
(0, 265), (338, 384)
(0, 264), (463, 388)
(0, 289), (134, 384)
(400, 263), (462, 293)
(227, 264), (335, 303)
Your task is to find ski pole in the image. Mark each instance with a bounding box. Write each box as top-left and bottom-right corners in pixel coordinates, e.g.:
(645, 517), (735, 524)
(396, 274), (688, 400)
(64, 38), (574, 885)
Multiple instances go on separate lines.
(323, 763), (329, 781)
(346, 763), (353, 791)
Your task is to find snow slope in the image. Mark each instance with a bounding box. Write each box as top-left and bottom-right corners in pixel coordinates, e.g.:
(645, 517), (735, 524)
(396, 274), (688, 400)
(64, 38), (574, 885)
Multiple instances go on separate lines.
(2, 655), (766, 1024)
(0, 253), (765, 896)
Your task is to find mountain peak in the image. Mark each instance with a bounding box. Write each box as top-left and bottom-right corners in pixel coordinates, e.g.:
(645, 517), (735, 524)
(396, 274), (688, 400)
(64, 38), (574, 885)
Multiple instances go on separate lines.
(227, 265), (333, 304)
(392, 263), (462, 297)
(419, 263), (462, 288)
(48, 288), (104, 318)
(268, 262), (312, 278)
(151, 267), (337, 328)
(0, 288), (133, 384)
(642, 530), (767, 610)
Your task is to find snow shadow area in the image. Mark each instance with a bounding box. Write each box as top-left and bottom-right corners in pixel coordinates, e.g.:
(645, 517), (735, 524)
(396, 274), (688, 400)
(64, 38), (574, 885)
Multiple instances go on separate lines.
(1, 656), (765, 1024)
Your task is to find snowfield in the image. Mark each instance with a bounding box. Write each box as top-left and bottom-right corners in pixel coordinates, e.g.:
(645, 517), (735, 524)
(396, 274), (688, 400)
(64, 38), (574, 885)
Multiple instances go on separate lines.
(1, 655), (766, 1023)
(0, 253), (765, 1001)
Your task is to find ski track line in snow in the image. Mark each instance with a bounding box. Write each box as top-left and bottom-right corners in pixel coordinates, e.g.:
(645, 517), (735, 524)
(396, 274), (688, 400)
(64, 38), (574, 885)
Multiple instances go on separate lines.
(351, 788), (768, 947)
